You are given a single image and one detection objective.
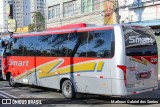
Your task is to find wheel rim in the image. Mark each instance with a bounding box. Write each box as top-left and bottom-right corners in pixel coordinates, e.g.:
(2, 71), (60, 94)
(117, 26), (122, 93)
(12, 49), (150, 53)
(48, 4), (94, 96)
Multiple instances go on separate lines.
(10, 76), (15, 86)
(64, 81), (72, 95)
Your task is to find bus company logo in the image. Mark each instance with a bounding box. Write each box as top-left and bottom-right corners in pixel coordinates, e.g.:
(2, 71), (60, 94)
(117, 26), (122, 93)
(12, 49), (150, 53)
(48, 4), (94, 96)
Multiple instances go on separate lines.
(131, 56), (158, 65)
(129, 36), (153, 45)
(8, 59), (29, 66)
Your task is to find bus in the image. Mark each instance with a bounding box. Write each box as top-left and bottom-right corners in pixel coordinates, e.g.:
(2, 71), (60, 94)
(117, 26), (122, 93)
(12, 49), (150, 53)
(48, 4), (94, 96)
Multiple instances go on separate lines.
(1, 24), (158, 98)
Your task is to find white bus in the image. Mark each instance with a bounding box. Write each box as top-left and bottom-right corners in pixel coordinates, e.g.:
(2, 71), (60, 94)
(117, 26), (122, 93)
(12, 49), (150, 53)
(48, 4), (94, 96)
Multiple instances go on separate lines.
(1, 24), (158, 98)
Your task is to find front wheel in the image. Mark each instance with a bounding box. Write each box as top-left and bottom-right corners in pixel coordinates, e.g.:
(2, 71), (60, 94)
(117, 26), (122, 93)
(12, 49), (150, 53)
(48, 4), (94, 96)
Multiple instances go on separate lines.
(9, 74), (16, 87)
(62, 80), (76, 99)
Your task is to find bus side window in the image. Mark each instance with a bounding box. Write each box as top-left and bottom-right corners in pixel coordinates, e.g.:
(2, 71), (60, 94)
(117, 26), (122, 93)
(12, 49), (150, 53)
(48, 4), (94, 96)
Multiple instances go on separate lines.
(87, 30), (114, 58)
(72, 32), (88, 57)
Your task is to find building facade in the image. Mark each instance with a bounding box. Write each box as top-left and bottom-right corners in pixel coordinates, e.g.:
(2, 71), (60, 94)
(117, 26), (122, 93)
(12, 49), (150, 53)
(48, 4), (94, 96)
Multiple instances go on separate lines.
(0, 0), (45, 33)
(118, 0), (160, 29)
(46, 0), (115, 28)
(0, 0), (12, 33)
(11, 0), (45, 31)
(13, 0), (45, 29)
(12, 0), (31, 28)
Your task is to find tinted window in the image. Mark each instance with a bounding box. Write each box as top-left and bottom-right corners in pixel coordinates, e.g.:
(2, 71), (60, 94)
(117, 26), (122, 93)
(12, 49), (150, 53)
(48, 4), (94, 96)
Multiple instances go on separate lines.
(23, 36), (38, 56)
(37, 35), (52, 56)
(11, 29), (115, 58)
(50, 34), (69, 57)
(73, 32), (88, 57)
(12, 38), (24, 56)
(87, 30), (114, 58)
(123, 27), (158, 56)
(72, 30), (114, 58)
(66, 33), (77, 57)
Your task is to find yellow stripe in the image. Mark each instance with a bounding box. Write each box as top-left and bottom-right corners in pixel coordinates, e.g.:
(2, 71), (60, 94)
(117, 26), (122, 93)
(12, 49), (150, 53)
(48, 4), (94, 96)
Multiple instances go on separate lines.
(38, 62), (97, 78)
(15, 59), (63, 80)
(96, 61), (104, 72)
(38, 60), (62, 78)
(15, 59), (101, 80)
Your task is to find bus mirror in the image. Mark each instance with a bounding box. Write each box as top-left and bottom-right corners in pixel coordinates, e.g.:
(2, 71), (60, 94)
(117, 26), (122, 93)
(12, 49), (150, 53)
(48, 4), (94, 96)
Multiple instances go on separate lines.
(1, 40), (9, 47)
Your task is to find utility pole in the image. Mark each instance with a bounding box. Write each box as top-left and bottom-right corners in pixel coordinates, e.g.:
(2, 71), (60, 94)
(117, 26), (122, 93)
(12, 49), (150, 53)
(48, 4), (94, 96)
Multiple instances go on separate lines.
(114, 0), (120, 24)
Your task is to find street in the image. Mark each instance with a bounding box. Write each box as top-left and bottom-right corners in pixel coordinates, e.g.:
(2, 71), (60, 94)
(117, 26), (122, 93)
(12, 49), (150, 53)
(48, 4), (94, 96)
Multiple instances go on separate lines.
(0, 80), (160, 107)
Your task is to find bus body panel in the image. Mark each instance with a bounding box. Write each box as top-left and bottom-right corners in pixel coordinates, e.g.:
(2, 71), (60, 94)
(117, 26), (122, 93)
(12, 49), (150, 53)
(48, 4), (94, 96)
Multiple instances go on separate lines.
(4, 56), (112, 95)
(126, 56), (158, 92)
(111, 25), (126, 95)
(124, 26), (158, 93)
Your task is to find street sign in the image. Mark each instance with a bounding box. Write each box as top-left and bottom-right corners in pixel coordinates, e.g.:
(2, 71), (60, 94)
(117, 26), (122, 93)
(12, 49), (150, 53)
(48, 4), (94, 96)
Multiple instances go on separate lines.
(6, 4), (10, 16)
(8, 19), (17, 33)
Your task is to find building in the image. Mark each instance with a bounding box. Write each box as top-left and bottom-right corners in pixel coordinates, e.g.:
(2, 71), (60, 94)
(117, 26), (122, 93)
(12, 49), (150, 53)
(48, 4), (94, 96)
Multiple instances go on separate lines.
(13, 0), (45, 29)
(0, 0), (12, 33)
(118, 0), (160, 33)
(46, 0), (115, 28)
(30, 0), (45, 23)
(12, 0), (31, 28)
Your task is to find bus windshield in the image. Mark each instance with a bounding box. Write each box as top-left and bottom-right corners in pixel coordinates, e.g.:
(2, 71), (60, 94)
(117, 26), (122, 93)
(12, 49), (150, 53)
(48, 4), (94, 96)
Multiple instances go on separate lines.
(123, 27), (158, 56)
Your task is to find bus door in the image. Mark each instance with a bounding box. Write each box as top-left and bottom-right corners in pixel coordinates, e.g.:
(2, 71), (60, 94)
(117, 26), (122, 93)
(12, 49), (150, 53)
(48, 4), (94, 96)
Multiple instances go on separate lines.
(7, 37), (28, 83)
(23, 36), (38, 85)
(123, 27), (158, 92)
(1, 40), (10, 80)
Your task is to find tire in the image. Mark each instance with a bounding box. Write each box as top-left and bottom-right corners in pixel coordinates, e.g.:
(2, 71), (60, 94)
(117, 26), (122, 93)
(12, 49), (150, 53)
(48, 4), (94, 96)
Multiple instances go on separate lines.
(9, 74), (16, 87)
(62, 80), (76, 99)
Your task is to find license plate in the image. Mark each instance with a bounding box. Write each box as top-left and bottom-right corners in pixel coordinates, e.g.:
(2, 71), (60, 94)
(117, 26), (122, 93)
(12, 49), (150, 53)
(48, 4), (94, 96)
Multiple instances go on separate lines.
(140, 72), (148, 78)
(136, 71), (151, 80)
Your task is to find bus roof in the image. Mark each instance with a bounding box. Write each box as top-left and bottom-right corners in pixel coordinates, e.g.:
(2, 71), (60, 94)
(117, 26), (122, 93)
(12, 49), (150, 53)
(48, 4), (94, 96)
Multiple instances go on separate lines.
(12, 24), (147, 38)
(13, 25), (115, 38)
(47, 23), (87, 31)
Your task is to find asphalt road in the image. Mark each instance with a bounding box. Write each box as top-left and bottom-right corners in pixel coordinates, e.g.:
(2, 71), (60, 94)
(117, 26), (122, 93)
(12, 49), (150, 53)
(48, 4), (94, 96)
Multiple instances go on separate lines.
(0, 80), (160, 107)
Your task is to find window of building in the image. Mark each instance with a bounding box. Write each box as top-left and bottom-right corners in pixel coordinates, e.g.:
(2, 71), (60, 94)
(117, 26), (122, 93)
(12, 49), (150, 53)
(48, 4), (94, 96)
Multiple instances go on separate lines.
(63, 1), (78, 17)
(93, 0), (100, 11)
(48, 7), (52, 19)
(82, 0), (92, 13)
(82, 0), (100, 13)
(48, 5), (60, 19)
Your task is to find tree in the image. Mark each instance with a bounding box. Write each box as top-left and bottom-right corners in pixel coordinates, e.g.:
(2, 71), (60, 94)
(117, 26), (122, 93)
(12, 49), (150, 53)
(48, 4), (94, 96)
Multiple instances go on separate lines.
(28, 12), (45, 32)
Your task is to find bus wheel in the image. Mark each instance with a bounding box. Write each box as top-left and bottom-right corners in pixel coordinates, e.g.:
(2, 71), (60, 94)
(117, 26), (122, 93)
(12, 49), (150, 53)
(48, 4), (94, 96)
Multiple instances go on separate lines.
(62, 80), (76, 99)
(9, 74), (16, 87)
